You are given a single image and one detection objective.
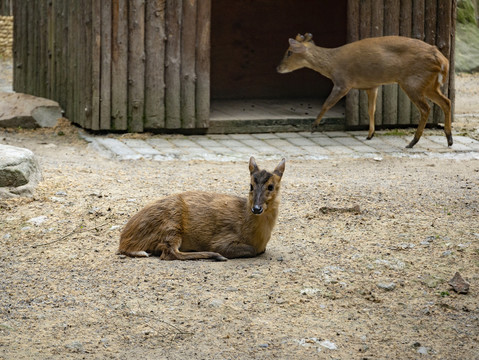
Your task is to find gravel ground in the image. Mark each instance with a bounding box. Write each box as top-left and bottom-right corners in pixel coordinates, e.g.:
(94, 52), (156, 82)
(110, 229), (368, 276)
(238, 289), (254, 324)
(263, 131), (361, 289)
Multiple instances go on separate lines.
(1, 73), (479, 359)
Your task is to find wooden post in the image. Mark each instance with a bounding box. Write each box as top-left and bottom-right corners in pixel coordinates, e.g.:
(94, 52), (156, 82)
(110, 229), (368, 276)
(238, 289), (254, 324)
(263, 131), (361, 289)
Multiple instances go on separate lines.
(382, 0), (400, 126)
(436, 0), (453, 125)
(91, 0), (101, 130)
(128, 0), (145, 132)
(111, 0), (128, 131)
(371, 0), (384, 128)
(165, 0), (182, 129)
(83, 0), (93, 129)
(346, 0), (359, 127)
(145, 0), (166, 129)
(398, 0), (412, 126)
(180, 0), (197, 129)
(100, 0), (112, 129)
(195, 0), (211, 129)
(411, 0), (425, 125)
(425, 0), (437, 124)
(358, 0), (372, 127)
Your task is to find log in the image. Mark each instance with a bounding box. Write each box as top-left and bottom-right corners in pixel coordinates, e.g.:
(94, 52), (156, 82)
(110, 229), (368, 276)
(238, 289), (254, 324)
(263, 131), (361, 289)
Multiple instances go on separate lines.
(358, 0), (371, 127)
(91, 0), (101, 130)
(165, 0), (181, 129)
(382, 0), (400, 126)
(398, 0), (412, 125)
(128, 0), (145, 132)
(195, 0), (211, 128)
(180, 0), (197, 129)
(111, 0), (128, 130)
(145, 0), (166, 129)
(100, 0), (112, 129)
(345, 0), (360, 127)
(371, 0), (383, 127)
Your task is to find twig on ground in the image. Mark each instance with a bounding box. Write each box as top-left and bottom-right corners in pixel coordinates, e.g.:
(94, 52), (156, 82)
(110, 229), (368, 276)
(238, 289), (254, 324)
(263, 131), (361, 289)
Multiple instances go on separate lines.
(31, 220), (114, 248)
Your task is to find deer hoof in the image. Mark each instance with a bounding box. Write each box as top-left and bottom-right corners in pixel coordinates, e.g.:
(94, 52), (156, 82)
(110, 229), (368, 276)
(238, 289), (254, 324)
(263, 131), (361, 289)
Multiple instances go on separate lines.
(366, 132), (375, 140)
(447, 134), (453, 147)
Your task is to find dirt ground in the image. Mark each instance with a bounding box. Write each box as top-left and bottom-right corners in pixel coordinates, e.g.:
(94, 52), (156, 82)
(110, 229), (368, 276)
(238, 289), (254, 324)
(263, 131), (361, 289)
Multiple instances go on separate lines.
(1, 74), (479, 359)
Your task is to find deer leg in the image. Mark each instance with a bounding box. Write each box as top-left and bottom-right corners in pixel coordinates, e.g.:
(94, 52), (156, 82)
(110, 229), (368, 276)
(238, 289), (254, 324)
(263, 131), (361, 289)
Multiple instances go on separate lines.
(366, 87), (379, 140)
(426, 86), (453, 147)
(156, 234), (227, 261)
(405, 94), (431, 149)
(312, 85), (350, 131)
(214, 241), (258, 259)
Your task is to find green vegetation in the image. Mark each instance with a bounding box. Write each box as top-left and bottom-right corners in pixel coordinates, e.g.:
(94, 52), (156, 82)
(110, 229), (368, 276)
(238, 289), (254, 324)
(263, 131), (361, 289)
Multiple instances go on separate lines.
(456, 0), (479, 73)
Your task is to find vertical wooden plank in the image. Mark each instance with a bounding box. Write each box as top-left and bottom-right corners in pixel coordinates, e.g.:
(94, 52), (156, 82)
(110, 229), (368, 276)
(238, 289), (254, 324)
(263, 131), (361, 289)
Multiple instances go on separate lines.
(410, 0), (425, 125)
(398, 0), (412, 125)
(371, 0), (383, 128)
(12, 0), (24, 91)
(382, 0), (400, 126)
(165, 0), (182, 129)
(47, 0), (55, 99)
(195, 0), (210, 128)
(128, 0), (145, 132)
(180, 0), (197, 129)
(26, 0), (35, 94)
(447, 0), (457, 122)
(436, 0), (453, 125)
(100, 0), (112, 129)
(358, 0), (371, 127)
(91, 0), (101, 130)
(345, 0), (359, 127)
(60, 0), (69, 115)
(111, 0), (128, 130)
(144, 0), (166, 129)
(83, 0), (93, 129)
(425, 0), (437, 124)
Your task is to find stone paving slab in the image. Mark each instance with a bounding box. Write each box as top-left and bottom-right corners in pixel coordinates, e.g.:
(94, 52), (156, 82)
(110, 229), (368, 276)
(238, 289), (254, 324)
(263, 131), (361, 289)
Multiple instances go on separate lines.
(81, 131), (479, 162)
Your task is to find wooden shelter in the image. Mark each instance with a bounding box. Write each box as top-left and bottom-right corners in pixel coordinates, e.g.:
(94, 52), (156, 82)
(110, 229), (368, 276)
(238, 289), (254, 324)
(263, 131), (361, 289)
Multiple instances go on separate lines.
(13, 0), (456, 133)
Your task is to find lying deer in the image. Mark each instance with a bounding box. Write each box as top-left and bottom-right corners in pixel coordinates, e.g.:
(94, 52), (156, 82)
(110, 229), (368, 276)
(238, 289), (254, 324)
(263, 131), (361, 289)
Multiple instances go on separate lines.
(118, 157), (285, 261)
(277, 33), (452, 148)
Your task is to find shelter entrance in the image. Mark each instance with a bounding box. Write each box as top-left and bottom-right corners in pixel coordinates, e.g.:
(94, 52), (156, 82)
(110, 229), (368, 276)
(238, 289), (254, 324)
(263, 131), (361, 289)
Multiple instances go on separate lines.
(209, 0), (347, 131)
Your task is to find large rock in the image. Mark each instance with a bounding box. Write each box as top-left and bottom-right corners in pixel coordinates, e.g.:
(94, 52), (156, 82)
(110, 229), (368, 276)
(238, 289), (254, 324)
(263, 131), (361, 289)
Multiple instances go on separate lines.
(0, 92), (63, 129)
(0, 144), (42, 199)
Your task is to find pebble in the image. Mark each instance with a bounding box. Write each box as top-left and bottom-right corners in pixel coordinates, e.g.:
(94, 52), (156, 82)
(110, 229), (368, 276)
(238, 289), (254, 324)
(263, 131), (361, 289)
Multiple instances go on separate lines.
(55, 190), (67, 196)
(417, 346), (428, 355)
(441, 250), (453, 257)
(377, 282), (396, 291)
(27, 215), (47, 226)
(3, 233), (11, 239)
(319, 340), (337, 350)
(65, 341), (84, 353)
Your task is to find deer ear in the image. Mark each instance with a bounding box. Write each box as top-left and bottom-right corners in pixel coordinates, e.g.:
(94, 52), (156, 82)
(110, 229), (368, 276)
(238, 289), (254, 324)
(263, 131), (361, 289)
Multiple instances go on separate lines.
(273, 158), (286, 178)
(288, 39), (306, 53)
(295, 33), (304, 42)
(249, 156), (259, 174)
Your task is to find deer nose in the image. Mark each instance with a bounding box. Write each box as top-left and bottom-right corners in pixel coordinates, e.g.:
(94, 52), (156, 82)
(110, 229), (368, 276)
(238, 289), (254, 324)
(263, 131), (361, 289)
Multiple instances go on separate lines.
(252, 205), (263, 215)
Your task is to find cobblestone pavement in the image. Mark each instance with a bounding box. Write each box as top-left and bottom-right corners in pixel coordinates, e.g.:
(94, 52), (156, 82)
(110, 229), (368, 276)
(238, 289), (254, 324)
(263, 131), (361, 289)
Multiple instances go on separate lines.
(82, 130), (479, 162)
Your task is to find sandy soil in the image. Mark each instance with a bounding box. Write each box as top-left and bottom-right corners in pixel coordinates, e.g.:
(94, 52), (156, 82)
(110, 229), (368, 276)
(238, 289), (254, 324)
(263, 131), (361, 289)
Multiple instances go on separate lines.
(1, 74), (479, 359)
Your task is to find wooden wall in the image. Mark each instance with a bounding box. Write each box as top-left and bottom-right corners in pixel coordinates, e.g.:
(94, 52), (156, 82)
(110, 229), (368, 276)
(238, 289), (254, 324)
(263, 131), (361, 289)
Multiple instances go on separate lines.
(13, 0), (210, 132)
(346, 0), (457, 128)
(0, 0), (12, 16)
(13, 0), (456, 132)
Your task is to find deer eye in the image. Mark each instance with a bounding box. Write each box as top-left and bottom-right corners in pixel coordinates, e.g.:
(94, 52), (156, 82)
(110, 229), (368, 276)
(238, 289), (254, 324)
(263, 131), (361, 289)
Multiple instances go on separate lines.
(268, 184), (274, 191)
(287, 50), (292, 57)
(250, 184), (253, 192)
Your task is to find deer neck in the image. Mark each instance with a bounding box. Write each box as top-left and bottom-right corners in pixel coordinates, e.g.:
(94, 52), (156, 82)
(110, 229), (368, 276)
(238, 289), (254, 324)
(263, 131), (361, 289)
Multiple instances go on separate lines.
(304, 45), (334, 79)
(243, 197), (280, 253)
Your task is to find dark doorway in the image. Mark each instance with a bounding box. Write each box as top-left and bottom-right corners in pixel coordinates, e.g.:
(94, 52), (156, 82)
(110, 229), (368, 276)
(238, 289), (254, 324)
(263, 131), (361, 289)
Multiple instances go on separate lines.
(210, 0), (347, 100)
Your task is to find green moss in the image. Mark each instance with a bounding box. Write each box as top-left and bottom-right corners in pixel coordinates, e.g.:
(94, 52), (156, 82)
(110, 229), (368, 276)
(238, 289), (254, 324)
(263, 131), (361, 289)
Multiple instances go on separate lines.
(455, 23), (479, 73)
(457, 0), (477, 25)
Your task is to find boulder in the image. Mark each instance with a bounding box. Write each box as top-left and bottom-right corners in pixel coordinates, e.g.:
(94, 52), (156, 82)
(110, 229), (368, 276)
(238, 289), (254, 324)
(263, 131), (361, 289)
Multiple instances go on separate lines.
(0, 144), (42, 199)
(0, 92), (63, 129)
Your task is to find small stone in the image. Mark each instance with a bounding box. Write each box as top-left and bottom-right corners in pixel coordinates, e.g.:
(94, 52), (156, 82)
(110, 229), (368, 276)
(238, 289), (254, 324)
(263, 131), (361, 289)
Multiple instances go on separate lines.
(417, 346), (428, 355)
(377, 282), (396, 291)
(65, 341), (84, 353)
(319, 340), (337, 350)
(448, 272), (470, 294)
(259, 343), (269, 348)
(441, 250), (452, 257)
(55, 190), (67, 196)
(27, 215), (47, 225)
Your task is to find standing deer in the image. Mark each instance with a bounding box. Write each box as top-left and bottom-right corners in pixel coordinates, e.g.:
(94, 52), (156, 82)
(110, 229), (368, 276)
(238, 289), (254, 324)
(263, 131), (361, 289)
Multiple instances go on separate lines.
(277, 33), (452, 148)
(118, 157), (285, 261)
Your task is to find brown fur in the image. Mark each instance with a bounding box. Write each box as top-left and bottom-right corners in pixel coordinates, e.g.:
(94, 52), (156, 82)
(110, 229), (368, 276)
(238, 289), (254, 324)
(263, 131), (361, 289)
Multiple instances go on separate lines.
(118, 157), (286, 261)
(277, 34), (452, 148)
